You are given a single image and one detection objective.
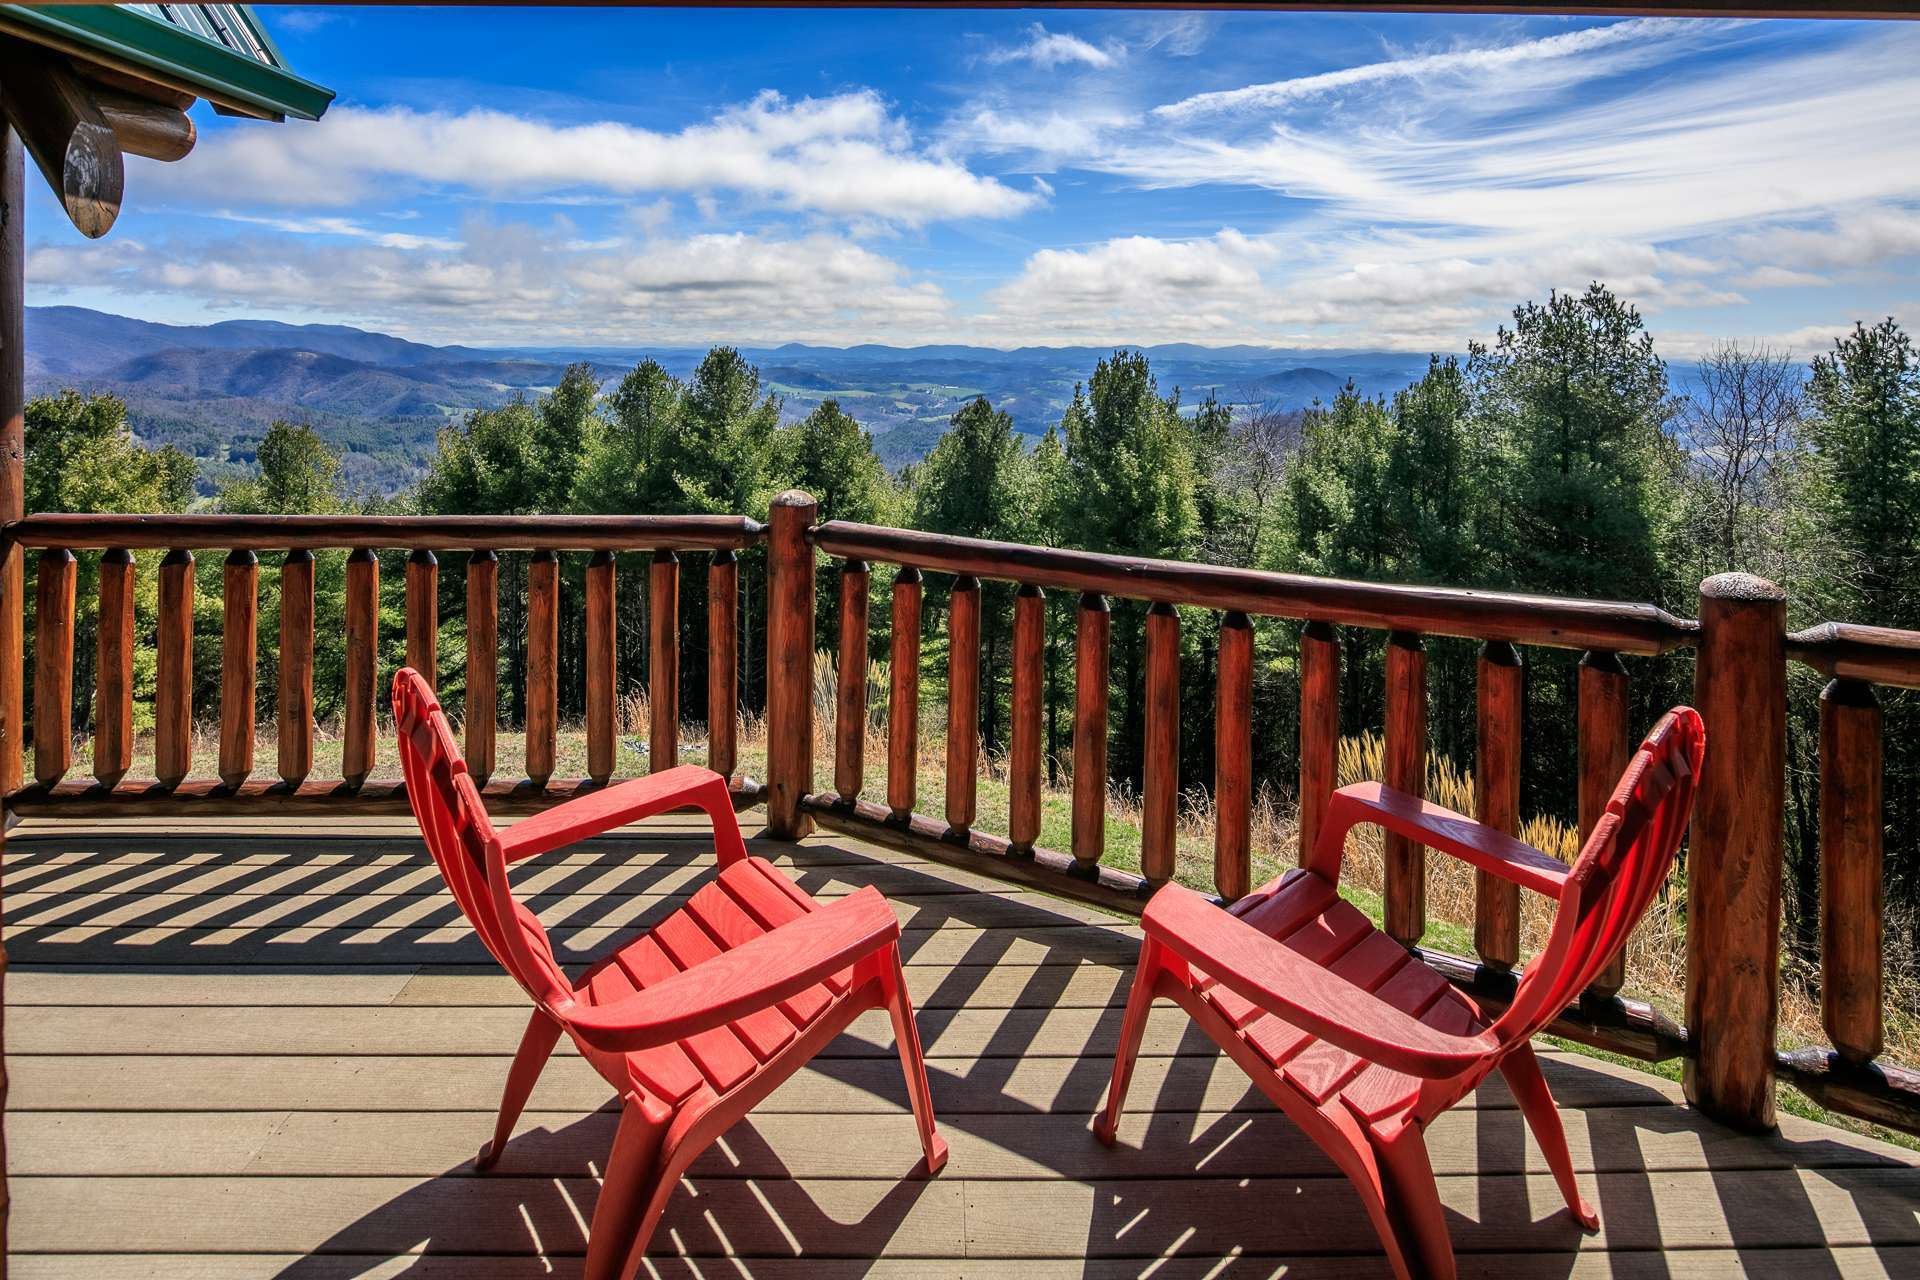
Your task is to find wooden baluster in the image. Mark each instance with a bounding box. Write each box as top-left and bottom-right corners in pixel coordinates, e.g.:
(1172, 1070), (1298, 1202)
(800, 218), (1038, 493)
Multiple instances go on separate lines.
(526, 549), (559, 788)
(1142, 601), (1180, 887)
(1009, 583), (1045, 858)
(649, 550), (679, 774)
(1685, 572), (1787, 1133)
(1474, 641), (1524, 972)
(277, 549), (315, 787)
(584, 549), (616, 784)
(1071, 591), (1110, 881)
(887, 566), (922, 820)
(406, 548), (437, 690)
(92, 548), (134, 788)
(1215, 610), (1254, 901)
(30, 547), (74, 787)
(834, 558), (869, 802)
(216, 550), (256, 790)
(154, 548), (194, 790)
(342, 548), (378, 790)
(465, 549), (498, 785)
(1297, 619), (1339, 865)
(1383, 630), (1427, 947)
(946, 574), (981, 834)
(707, 548), (738, 779)
(764, 491), (816, 837)
(1820, 678), (1883, 1067)
(1579, 649), (1632, 998)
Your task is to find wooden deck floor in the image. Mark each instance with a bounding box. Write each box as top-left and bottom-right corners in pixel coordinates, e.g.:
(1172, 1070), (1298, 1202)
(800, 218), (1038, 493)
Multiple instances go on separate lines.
(5, 809), (1918, 1278)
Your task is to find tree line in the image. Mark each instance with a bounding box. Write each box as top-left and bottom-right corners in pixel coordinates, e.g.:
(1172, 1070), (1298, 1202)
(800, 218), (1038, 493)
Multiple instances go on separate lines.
(23, 281), (1920, 966)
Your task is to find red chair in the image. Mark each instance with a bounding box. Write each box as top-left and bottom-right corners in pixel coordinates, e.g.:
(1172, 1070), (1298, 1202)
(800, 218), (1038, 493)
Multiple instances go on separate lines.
(1097, 707), (1704, 1280)
(392, 668), (947, 1280)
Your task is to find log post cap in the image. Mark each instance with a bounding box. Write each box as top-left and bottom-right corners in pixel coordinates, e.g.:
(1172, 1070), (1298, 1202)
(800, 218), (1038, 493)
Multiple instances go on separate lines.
(772, 489), (817, 511)
(1699, 572), (1784, 604)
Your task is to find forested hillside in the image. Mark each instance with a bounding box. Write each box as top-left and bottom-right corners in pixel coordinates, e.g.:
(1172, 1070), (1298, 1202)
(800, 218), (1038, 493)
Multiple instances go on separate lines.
(24, 282), (1920, 976)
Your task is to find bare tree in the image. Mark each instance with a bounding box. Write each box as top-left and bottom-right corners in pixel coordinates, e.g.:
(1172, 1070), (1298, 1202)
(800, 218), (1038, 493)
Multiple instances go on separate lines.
(1209, 392), (1304, 567)
(1683, 340), (1804, 573)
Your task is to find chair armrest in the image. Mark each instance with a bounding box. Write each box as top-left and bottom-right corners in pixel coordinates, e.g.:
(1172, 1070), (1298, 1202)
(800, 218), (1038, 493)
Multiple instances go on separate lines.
(496, 765), (736, 864)
(1145, 883), (1494, 1079)
(560, 886), (900, 1054)
(1319, 782), (1571, 899)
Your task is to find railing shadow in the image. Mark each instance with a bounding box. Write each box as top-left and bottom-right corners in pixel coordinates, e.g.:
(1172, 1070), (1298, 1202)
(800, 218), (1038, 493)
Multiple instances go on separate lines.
(7, 817), (1917, 1273)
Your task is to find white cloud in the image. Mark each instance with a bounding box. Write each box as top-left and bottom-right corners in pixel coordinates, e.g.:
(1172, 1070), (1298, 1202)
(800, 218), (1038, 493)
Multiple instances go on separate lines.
(204, 210), (461, 251)
(149, 91), (1038, 226)
(986, 23), (1119, 70)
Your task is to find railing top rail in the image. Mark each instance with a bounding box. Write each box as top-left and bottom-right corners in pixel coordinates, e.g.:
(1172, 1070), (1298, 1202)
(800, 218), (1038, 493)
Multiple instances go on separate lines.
(1788, 621), (1920, 690)
(811, 520), (1700, 655)
(4, 513), (768, 553)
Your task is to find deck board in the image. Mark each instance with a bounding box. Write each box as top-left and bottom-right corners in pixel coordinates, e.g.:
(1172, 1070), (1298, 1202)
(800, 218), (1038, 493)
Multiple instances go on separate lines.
(6, 811), (1916, 1275)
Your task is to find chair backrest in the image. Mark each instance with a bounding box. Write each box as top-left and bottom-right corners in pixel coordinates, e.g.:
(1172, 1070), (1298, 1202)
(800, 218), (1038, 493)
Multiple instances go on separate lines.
(392, 667), (571, 1011)
(1493, 706), (1705, 1050)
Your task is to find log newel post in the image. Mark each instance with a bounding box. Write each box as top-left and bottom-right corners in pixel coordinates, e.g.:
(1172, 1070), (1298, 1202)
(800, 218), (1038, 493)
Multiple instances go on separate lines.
(1141, 601), (1180, 887)
(1685, 571), (1787, 1133)
(834, 558), (869, 802)
(1069, 590), (1110, 882)
(765, 490), (817, 839)
(1819, 677), (1883, 1067)
(1474, 640), (1524, 973)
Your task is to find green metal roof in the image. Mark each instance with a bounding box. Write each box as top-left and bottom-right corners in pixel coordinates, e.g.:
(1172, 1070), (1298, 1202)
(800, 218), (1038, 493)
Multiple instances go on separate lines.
(0, 4), (333, 121)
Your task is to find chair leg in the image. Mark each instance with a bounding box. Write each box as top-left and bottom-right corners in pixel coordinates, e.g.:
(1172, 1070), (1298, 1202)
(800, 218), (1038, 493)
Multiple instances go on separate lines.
(1095, 937), (1163, 1146)
(584, 1090), (671, 1280)
(880, 945), (949, 1174)
(1501, 1043), (1599, 1230)
(1376, 1127), (1458, 1280)
(476, 1008), (563, 1170)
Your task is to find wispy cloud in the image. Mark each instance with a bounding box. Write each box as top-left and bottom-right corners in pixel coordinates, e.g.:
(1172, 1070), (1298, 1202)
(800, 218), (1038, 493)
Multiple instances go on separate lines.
(985, 23), (1119, 70)
(205, 210), (460, 251)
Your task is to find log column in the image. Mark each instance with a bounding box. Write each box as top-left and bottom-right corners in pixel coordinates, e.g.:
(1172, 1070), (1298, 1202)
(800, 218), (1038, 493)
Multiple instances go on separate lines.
(0, 122), (22, 1272)
(764, 491), (816, 838)
(1819, 678), (1883, 1067)
(1685, 572), (1787, 1132)
(1070, 591), (1110, 881)
(30, 547), (74, 786)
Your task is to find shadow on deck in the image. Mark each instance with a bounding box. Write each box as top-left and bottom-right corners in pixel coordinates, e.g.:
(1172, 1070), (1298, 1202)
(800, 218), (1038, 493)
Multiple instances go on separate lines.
(5, 812), (1917, 1277)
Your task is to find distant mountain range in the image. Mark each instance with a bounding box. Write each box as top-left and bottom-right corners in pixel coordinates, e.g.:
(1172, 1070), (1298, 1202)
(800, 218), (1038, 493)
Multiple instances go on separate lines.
(26, 305), (1440, 495)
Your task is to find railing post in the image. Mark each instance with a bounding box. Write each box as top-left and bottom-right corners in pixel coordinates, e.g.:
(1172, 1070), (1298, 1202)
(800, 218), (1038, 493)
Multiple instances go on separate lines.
(1214, 610), (1253, 901)
(526, 549), (558, 789)
(765, 490), (816, 839)
(1141, 601), (1179, 887)
(1686, 571), (1787, 1132)
(1474, 640), (1523, 972)
(30, 547), (74, 787)
(1579, 649), (1631, 1000)
(584, 549), (616, 784)
(463, 549), (496, 785)
(707, 548), (739, 779)
(1297, 619), (1339, 865)
(93, 548), (134, 789)
(218, 549), (257, 791)
(1008, 583), (1045, 858)
(834, 559), (869, 802)
(344, 548), (380, 790)
(1070, 591), (1110, 881)
(278, 549), (315, 788)
(946, 574), (981, 835)
(647, 550), (678, 774)
(1383, 630), (1428, 947)
(1820, 677), (1883, 1067)
(886, 566), (923, 821)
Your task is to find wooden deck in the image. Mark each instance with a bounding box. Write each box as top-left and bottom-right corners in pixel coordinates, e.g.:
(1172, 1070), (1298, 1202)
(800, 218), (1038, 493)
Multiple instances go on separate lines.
(5, 809), (1918, 1278)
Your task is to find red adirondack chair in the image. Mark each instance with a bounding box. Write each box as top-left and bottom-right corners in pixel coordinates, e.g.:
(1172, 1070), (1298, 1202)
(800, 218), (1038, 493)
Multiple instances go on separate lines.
(1096, 706), (1704, 1280)
(392, 668), (947, 1280)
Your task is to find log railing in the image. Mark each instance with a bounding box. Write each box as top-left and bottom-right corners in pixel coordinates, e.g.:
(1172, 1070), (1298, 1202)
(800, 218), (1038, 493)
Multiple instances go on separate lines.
(5, 499), (1918, 1139)
(7, 512), (766, 816)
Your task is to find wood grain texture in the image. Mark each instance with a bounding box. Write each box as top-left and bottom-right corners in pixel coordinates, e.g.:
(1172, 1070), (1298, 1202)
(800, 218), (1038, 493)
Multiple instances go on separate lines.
(154, 549), (194, 790)
(812, 521), (1696, 655)
(1383, 630), (1428, 947)
(342, 549), (379, 789)
(91, 549), (134, 788)
(464, 550), (498, 787)
(946, 574), (981, 832)
(1071, 591), (1110, 879)
(525, 550), (559, 789)
(1297, 619), (1338, 866)
(30, 547), (75, 787)
(1578, 649), (1631, 998)
(404, 549), (437, 693)
(706, 550), (739, 779)
(1787, 620), (1920, 691)
(1008, 584), (1045, 857)
(1141, 602), (1179, 887)
(1, 133), (18, 1272)
(764, 493), (817, 839)
(1214, 611), (1252, 901)
(217, 550), (257, 791)
(887, 566), (923, 820)
(648, 550), (678, 775)
(1686, 572), (1787, 1133)
(277, 550), (315, 787)
(1819, 678), (1883, 1065)
(834, 559), (869, 801)
(1474, 640), (1524, 971)
(584, 550), (616, 785)
(9, 512), (765, 554)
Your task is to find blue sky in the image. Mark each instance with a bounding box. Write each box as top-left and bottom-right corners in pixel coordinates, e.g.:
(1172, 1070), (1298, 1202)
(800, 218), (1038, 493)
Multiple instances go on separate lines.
(26, 7), (1920, 355)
